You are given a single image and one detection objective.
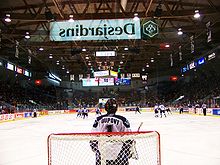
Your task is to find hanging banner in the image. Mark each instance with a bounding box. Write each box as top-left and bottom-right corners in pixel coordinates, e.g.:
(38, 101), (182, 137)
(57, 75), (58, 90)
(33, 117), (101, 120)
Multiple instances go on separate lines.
(190, 35), (194, 54)
(170, 54), (173, 67)
(15, 40), (19, 58)
(28, 56), (31, 64)
(0, 29), (1, 49)
(121, 73), (125, 78)
(28, 49), (32, 64)
(179, 45), (182, 61)
(50, 19), (141, 41)
(206, 21), (212, 43)
(70, 74), (74, 81)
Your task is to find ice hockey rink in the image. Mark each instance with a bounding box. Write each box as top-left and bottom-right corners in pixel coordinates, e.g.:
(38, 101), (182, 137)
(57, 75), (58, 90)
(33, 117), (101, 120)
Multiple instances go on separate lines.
(1, 111), (220, 165)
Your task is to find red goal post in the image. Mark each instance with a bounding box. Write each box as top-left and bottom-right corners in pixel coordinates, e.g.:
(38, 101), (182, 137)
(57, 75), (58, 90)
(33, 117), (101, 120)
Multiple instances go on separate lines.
(48, 131), (161, 165)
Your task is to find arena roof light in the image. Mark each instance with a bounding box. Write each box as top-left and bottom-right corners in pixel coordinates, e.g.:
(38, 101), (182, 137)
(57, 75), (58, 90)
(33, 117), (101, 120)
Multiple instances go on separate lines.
(68, 14), (74, 22)
(25, 32), (30, 39)
(194, 10), (200, 19)
(39, 47), (44, 51)
(133, 13), (140, 21)
(4, 14), (11, 22)
(177, 28), (183, 35)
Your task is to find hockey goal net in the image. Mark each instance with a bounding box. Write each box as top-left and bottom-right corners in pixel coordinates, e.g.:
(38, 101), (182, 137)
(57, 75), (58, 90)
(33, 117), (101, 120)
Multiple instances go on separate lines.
(48, 131), (161, 165)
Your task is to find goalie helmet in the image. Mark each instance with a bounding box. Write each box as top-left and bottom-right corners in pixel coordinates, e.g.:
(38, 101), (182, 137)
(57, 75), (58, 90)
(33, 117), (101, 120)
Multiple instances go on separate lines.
(105, 98), (118, 114)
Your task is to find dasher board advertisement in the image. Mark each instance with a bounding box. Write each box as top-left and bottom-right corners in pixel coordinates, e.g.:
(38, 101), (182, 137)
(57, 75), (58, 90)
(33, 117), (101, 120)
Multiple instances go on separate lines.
(50, 19), (141, 41)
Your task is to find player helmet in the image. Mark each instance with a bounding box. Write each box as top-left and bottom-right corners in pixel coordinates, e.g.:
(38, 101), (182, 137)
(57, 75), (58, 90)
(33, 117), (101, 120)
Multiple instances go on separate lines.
(105, 99), (118, 114)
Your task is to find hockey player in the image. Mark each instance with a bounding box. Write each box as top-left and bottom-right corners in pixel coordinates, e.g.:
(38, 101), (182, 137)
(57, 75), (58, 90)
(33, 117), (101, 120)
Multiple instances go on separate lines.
(76, 107), (82, 118)
(82, 107), (89, 119)
(33, 109), (37, 118)
(159, 103), (166, 118)
(201, 103), (207, 116)
(90, 98), (136, 165)
(165, 105), (172, 115)
(135, 106), (141, 114)
(154, 104), (159, 118)
(95, 106), (102, 116)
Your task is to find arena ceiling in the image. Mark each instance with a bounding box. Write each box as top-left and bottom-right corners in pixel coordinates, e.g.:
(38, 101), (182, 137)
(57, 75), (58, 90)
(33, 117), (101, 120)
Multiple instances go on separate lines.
(0, 0), (220, 79)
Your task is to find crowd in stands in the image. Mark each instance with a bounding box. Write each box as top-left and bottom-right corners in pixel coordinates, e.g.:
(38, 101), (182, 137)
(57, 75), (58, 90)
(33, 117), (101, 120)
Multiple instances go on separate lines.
(0, 80), (64, 114)
(183, 71), (219, 107)
(1, 67), (220, 114)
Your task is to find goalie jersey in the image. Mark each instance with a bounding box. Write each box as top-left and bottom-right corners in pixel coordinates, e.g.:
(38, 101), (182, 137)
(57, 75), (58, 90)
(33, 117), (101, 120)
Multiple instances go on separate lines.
(91, 114), (137, 165)
(92, 113), (131, 132)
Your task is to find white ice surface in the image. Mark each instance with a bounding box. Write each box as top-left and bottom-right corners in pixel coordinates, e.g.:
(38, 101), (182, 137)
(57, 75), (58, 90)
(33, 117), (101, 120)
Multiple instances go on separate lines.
(0, 112), (220, 165)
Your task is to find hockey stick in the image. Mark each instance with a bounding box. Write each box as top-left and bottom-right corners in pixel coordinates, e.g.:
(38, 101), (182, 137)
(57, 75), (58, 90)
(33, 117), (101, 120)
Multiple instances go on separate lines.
(129, 122), (143, 160)
(137, 122), (143, 132)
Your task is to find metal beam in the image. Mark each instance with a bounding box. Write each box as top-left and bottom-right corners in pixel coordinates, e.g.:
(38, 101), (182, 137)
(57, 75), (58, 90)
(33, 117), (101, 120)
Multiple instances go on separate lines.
(0, 0), (211, 12)
(1, 8), (219, 24)
(52, 0), (64, 19)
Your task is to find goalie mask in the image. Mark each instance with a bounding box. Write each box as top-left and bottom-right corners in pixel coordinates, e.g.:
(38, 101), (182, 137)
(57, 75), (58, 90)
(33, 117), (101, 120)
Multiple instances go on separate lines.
(105, 99), (118, 114)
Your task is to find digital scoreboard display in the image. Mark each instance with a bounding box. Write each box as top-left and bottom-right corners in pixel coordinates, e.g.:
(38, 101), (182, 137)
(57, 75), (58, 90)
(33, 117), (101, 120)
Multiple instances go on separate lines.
(99, 78), (114, 86)
(7, 63), (14, 71)
(197, 57), (205, 65)
(115, 78), (131, 86)
(189, 61), (196, 70)
(82, 78), (99, 87)
(16, 66), (23, 74)
(96, 51), (116, 57)
(181, 65), (189, 73)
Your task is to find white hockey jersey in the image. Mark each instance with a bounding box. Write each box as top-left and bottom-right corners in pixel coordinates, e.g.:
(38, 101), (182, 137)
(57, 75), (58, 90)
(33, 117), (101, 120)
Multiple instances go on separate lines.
(159, 104), (166, 110)
(91, 114), (135, 162)
(92, 113), (131, 132)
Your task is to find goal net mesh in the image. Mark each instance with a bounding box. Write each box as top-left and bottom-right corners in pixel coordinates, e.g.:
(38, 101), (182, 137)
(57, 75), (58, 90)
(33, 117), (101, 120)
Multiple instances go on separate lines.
(48, 131), (160, 165)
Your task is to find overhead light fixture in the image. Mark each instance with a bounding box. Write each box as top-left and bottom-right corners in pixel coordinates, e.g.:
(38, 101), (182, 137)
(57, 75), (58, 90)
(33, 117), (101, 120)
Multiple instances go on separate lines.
(146, 63), (150, 68)
(25, 32), (30, 39)
(62, 65), (65, 70)
(142, 68), (145, 72)
(160, 43), (170, 49)
(120, 61), (123, 64)
(85, 56), (89, 60)
(56, 60), (60, 65)
(49, 54), (53, 59)
(124, 47), (128, 51)
(66, 70), (70, 74)
(68, 14), (74, 22)
(82, 48), (86, 52)
(165, 44), (170, 48)
(4, 14), (11, 22)
(177, 28), (183, 35)
(157, 51), (160, 56)
(194, 10), (200, 19)
(133, 13), (140, 21)
(39, 47), (44, 51)
(150, 58), (154, 63)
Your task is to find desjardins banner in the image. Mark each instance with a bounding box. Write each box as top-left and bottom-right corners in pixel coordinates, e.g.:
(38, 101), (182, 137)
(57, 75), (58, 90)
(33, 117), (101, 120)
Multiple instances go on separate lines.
(50, 19), (141, 41)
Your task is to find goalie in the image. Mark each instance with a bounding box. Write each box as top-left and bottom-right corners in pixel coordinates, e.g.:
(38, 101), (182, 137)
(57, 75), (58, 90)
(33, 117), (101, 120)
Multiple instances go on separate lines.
(90, 98), (137, 165)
